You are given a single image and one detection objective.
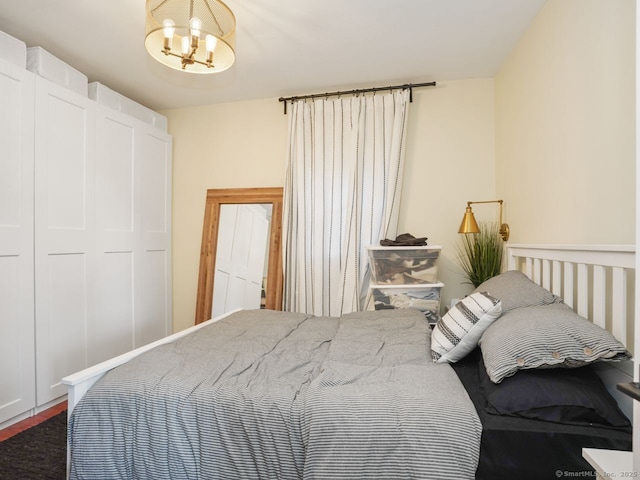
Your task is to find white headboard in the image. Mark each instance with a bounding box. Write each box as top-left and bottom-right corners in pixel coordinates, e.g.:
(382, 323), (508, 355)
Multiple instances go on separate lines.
(506, 244), (635, 419)
(507, 244), (635, 353)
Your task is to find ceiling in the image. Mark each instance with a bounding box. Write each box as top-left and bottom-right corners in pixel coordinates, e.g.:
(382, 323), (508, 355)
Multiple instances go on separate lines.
(0, 0), (547, 112)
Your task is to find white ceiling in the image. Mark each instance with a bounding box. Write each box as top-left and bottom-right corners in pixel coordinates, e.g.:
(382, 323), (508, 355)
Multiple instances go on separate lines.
(0, 0), (547, 112)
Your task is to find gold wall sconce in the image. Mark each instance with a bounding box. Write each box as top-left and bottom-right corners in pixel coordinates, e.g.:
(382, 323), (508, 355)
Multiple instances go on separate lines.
(458, 200), (510, 241)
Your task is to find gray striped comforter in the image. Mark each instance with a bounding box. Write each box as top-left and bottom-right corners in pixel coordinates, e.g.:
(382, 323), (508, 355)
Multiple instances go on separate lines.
(69, 309), (481, 479)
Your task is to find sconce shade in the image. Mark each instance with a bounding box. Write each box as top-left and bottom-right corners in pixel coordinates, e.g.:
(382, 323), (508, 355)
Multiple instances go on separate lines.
(145, 0), (236, 74)
(458, 200), (510, 241)
(458, 206), (480, 234)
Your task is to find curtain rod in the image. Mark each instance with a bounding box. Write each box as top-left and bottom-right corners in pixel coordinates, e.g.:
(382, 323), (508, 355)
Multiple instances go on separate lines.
(277, 81), (436, 114)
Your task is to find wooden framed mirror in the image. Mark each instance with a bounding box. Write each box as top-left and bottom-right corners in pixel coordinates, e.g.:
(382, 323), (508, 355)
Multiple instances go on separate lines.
(195, 187), (284, 324)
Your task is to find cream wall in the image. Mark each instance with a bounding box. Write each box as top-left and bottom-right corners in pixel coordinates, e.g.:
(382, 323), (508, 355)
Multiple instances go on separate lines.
(166, 0), (636, 333)
(165, 98), (288, 332)
(495, 0), (635, 244)
(164, 79), (497, 331)
(399, 79), (497, 308)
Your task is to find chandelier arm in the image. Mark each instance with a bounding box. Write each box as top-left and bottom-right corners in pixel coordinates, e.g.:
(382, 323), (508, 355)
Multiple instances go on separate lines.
(151, 0), (172, 16)
(161, 48), (213, 68)
(190, 57), (212, 67)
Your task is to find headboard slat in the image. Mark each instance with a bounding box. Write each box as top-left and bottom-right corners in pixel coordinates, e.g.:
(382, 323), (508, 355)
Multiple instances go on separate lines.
(611, 267), (628, 348)
(533, 258), (542, 284)
(577, 263), (589, 319)
(542, 259), (551, 290)
(551, 261), (562, 296)
(563, 262), (574, 309)
(593, 265), (606, 329)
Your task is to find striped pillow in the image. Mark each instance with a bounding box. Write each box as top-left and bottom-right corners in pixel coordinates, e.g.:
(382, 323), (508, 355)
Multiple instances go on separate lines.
(479, 303), (631, 383)
(431, 292), (502, 363)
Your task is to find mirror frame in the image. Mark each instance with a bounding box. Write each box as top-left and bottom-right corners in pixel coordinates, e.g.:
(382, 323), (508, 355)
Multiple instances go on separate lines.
(195, 187), (284, 324)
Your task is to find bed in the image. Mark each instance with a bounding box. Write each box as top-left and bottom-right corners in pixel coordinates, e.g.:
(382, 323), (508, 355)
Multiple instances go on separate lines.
(63, 244), (635, 479)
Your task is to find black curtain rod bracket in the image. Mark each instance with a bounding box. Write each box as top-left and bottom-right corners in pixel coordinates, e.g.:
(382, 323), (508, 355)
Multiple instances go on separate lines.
(278, 81), (436, 114)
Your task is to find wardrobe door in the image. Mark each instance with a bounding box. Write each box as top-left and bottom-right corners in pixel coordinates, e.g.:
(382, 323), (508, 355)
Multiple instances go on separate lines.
(136, 124), (172, 347)
(34, 77), (95, 405)
(90, 106), (136, 365)
(93, 106), (172, 358)
(0, 60), (35, 424)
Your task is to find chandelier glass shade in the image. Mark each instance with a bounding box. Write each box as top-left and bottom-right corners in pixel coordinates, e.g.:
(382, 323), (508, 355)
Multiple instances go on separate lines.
(145, 0), (236, 74)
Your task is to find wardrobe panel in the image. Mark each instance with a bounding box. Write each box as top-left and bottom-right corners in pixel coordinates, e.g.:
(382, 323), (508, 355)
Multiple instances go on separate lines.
(34, 77), (95, 406)
(92, 108), (138, 365)
(136, 125), (172, 345)
(0, 72), (23, 227)
(137, 250), (169, 347)
(39, 253), (88, 400)
(89, 251), (134, 365)
(0, 59), (35, 425)
(44, 95), (89, 230)
(141, 132), (170, 234)
(98, 116), (135, 232)
(0, 257), (25, 404)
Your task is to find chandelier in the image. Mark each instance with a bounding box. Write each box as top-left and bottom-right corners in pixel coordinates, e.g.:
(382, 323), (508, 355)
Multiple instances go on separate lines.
(145, 0), (236, 74)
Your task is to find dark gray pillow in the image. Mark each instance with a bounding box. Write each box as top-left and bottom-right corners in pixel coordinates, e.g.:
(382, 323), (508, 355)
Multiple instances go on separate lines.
(479, 303), (631, 383)
(473, 270), (561, 313)
(477, 357), (631, 428)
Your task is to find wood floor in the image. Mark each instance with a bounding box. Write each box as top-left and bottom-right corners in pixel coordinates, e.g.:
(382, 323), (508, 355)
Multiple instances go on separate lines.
(0, 401), (67, 442)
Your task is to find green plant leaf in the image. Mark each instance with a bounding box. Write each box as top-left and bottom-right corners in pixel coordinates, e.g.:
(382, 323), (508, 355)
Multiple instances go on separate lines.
(456, 221), (504, 288)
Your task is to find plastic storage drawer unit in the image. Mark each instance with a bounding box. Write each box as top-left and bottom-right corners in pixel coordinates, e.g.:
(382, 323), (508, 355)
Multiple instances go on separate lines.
(367, 245), (441, 284)
(368, 283), (444, 324)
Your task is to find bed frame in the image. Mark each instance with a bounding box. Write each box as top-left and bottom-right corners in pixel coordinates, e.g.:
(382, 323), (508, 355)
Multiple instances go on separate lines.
(505, 244), (636, 478)
(62, 308), (240, 416)
(62, 244), (636, 475)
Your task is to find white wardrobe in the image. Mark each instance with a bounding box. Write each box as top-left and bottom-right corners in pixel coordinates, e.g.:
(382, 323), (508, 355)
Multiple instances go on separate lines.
(0, 56), (172, 425)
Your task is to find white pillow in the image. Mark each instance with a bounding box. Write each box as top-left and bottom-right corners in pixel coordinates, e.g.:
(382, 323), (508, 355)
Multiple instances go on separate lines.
(431, 292), (502, 363)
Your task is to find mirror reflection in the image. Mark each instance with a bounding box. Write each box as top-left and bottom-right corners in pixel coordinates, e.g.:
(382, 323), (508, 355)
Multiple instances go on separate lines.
(195, 187), (283, 324)
(211, 203), (272, 317)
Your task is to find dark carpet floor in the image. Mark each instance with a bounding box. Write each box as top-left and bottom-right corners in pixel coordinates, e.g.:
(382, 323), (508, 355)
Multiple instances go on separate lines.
(0, 412), (67, 480)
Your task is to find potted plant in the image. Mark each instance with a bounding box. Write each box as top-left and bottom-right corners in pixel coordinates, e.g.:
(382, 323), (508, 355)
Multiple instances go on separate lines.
(457, 221), (503, 287)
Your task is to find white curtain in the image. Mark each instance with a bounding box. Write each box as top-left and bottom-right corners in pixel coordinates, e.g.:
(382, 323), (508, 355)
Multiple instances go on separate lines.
(282, 89), (410, 316)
